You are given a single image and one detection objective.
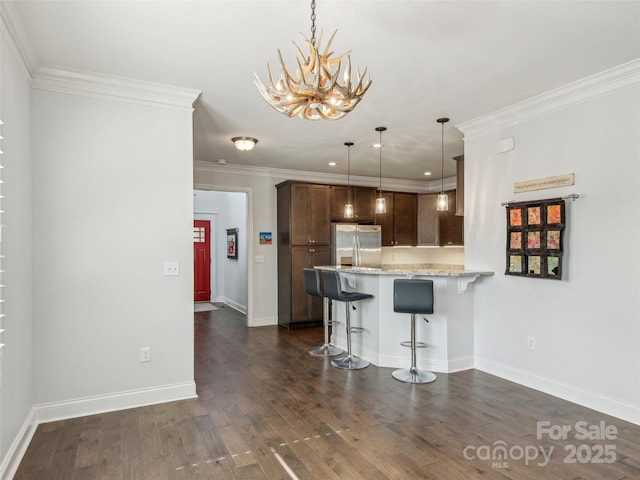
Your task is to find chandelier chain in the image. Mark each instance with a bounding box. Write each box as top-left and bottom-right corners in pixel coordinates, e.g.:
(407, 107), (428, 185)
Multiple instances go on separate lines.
(310, 0), (317, 46)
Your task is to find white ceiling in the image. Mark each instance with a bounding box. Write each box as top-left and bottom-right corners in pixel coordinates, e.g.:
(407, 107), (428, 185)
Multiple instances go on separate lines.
(9, 1), (640, 182)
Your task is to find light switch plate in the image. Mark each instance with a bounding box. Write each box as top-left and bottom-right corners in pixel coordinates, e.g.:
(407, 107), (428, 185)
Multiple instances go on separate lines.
(255, 255), (265, 263)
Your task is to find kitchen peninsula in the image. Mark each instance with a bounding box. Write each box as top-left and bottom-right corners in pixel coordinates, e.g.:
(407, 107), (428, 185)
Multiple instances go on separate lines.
(314, 264), (493, 373)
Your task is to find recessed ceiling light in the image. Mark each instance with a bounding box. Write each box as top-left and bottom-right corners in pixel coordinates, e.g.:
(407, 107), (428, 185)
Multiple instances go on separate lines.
(329, 161), (337, 166)
(424, 171), (432, 176)
(372, 143), (383, 148)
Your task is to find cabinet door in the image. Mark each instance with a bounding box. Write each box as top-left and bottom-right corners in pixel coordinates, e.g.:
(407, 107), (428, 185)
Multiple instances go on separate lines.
(290, 184), (310, 245)
(330, 186), (350, 221)
(291, 184), (331, 245)
(353, 187), (375, 222)
(393, 193), (417, 246)
(375, 192), (395, 246)
(439, 190), (464, 246)
(308, 185), (331, 245)
(418, 193), (439, 245)
(291, 246), (330, 323)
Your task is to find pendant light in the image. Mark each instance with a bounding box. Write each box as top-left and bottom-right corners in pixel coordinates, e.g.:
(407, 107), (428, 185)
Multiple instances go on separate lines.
(344, 142), (354, 219)
(375, 127), (387, 214)
(436, 118), (449, 211)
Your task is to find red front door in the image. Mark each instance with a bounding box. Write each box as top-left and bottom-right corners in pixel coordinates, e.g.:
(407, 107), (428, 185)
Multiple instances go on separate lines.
(193, 220), (211, 302)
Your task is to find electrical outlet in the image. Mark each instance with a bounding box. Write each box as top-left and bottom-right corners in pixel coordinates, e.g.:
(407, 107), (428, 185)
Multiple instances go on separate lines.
(140, 347), (151, 362)
(164, 261), (180, 276)
(527, 337), (536, 351)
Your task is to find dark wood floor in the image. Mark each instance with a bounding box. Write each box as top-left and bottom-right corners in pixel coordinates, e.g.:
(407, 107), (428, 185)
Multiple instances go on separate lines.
(15, 304), (640, 479)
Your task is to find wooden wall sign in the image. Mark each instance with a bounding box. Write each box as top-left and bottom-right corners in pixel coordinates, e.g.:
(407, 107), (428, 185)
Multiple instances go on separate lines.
(514, 173), (575, 193)
(505, 198), (565, 279)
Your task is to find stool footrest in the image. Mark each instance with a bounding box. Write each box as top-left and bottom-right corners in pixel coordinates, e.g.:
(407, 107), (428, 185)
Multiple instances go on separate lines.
(400, 341), (428, 348)
(349, 326), (365, 334)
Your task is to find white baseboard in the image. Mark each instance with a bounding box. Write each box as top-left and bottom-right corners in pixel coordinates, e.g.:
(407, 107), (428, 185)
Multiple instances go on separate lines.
(216, 296), (247, 314)
(35, 381), (197, 424)
(249, 316), (277, 327)
(475, 357), (640, 426)
(0, 407), (37, 480)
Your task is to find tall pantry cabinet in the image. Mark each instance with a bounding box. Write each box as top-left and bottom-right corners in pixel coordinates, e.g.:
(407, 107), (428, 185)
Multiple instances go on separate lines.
(276, 181), (331, 328)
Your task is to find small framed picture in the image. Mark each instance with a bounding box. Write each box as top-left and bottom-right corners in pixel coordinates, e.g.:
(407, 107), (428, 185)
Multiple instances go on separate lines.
(259, 232), (272, 245)
(227, 228), (238, 259)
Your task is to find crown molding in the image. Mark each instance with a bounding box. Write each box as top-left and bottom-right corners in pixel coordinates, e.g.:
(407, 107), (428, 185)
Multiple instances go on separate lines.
(1, 0), (37, 77)
(457, 58), (640, 139)
(32, 66), (201, 110)
(193, 160), (456, 193)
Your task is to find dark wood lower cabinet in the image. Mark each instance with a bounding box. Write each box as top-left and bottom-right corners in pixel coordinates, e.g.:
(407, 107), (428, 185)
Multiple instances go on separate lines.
(278, 246), (330, 328)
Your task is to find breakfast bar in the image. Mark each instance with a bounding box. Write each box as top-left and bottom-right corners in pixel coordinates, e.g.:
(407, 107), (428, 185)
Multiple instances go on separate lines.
(314, 265), (493, 373)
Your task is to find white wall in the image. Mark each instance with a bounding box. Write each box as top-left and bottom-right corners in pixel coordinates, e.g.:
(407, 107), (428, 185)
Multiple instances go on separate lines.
(31, 85), (197, 410)
(460, 62), (640, 424)
(0, 11), (35, 476)
(194, 190), (247, 311)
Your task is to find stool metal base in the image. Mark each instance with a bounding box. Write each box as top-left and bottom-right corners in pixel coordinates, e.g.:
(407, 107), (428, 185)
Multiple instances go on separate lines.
(392, 367), (436, 384)
(309, 344), (344, 357)
(331, 355), (369, 370)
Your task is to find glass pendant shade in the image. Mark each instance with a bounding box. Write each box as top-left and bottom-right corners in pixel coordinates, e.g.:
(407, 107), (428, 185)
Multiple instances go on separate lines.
(344, 203), (354, 219)
(375, 196), (387, 214)
(437, 193), (449, 212)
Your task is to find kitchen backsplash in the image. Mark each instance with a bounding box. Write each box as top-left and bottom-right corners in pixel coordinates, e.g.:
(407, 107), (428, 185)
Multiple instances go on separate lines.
(381, 246), (464, 266)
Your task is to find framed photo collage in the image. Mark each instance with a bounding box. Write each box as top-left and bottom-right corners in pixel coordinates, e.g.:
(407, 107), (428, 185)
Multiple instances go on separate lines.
(505, 198), (565, 279)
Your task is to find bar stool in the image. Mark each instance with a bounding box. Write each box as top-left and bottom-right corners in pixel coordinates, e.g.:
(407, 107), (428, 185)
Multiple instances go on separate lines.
(303, 268), (343, 357)
(392, 279), (436, 384)
(321, 270), (373, 370)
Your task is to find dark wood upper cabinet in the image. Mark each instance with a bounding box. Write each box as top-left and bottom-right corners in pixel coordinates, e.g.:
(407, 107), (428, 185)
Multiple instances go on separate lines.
(393, 193), (418, 246)
(289, 183), (331, 246)
(418, 190), (464, 246)
(330, 186), (376, 222)
(438, 190), (464, 246)
(417, 193), (439, 245)
(376, 192), (417, 246)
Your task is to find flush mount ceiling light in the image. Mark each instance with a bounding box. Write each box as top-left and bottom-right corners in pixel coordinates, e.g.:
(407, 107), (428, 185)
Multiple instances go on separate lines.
(344, 142), (354, 219)
(254, 0), (372, 121)
(231, 137), (258, 152)
(375, 127), (387, 214)
(436, 118), (449, 212)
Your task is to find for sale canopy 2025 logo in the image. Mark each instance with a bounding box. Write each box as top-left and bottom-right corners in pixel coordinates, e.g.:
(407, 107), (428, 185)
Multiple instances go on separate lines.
(462, 420), (617, 469)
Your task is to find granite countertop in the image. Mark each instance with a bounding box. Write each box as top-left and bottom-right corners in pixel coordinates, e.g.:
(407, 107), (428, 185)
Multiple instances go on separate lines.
(314, 264), (494, 278)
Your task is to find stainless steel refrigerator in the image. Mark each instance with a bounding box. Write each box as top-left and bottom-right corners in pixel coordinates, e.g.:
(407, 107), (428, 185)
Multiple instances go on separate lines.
(331, 223), (382, 268)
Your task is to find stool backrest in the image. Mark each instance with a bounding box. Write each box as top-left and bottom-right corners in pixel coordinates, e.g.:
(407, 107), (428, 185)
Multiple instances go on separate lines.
(303, 268), (323, 298)
(393, 279), (434, 314)
(320, 270), (343, 301)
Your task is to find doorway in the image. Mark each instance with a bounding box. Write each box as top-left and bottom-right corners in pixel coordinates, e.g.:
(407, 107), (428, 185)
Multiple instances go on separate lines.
(193, 189), (249, 318)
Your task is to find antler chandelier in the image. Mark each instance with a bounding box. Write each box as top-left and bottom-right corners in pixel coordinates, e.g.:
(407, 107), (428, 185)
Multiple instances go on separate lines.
(254, 1), (372, 121)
